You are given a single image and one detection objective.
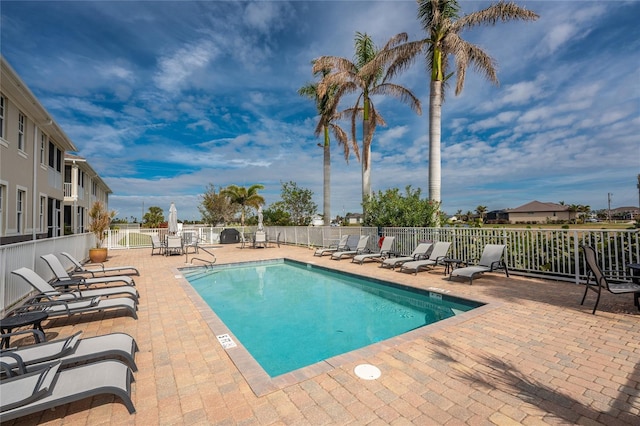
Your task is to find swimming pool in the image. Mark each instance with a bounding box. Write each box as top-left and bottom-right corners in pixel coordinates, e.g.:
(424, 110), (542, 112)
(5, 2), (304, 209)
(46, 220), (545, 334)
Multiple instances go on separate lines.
(183, 259), (483, 378)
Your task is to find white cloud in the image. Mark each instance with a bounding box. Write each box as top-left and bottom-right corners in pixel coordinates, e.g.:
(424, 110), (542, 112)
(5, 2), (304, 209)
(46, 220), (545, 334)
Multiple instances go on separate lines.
(153, 40), (218, 92)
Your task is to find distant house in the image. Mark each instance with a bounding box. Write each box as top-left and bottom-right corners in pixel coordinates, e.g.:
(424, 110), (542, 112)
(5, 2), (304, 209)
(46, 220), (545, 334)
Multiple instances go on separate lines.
(346, 213), (363, 225)
(610, 207), (640, 221)
(310, 216), (324, 226)
(485, 210), (509, 223)
(506, 201), (574, 224)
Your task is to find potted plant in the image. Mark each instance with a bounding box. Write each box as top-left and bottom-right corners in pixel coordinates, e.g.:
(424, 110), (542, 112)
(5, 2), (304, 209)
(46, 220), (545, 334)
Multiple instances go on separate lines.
(87, 201), (116, 263)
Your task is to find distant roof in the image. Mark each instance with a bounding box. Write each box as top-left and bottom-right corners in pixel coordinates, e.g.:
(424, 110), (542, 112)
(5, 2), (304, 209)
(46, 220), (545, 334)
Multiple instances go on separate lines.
(611, 206), (640, 214)
(507, 201), (569, 213)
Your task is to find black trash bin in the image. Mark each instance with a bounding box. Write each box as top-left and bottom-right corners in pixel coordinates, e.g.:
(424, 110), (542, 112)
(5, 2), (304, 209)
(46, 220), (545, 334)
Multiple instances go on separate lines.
(220, 228), (240, 244)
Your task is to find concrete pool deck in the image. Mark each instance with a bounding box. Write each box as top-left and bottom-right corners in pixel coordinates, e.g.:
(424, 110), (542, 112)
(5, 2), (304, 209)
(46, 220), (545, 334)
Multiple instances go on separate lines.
(6, 243), (639, 425)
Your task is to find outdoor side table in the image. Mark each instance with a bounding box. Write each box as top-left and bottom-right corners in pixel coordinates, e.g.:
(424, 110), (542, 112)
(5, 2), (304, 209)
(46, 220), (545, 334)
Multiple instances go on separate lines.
(0, 311), (48, 348)
(443, 258), (466, 275)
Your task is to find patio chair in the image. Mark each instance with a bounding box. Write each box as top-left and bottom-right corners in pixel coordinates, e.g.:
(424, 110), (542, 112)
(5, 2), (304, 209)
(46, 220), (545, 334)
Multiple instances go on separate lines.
(399, 242), (452, 275)
(40, 254), (135, 288)
(352, 236), (396, 265)
(9, 271), (138, 320)
(268, 232), (281, 248)
(150, 234), (166, 255)
(12, 267), (139, 303)
(331, 235), (370, 260)
(239, 232), (250, 249)
(314, 234), (351, 257)
(580, 245), (640, 314)
(380, 242), (433, 270)
(1, 330), (138, 373)
(0, 359), (135, 421)
(165, 236), (183, 256)
(449, 244), (509, 285)
(59, 252), (139, 277)
(182, 232), (199, 254)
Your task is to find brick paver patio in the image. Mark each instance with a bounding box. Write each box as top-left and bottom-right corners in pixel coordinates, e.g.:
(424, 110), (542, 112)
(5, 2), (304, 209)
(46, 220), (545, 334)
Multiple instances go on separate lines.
(4, 243), (639, 425)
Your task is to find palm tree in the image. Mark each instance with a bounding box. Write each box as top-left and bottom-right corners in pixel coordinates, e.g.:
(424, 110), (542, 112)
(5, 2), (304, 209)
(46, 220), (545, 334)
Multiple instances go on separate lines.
(298, 63), (351, 226)
(578, 204), (591, 224)
(221, 184), (265, 226)
(313, 32), (422, 204)
(568, 204), (579, 224)
(416, 0), (538, 219)
(475, 205), (487, 223)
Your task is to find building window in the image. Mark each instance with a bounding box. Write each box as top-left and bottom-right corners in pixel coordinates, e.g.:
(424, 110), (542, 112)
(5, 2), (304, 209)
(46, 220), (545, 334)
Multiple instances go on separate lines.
(92, 181), (98, 196)
(40, 133), (47, 165)
(0, 94), (5, 139)
(77, 206), (85, 233)
(18, 112), (25, 151)
(40, 196), (46, 232)
(48, 141), (62, 172)
(0, 184), (4, 236)
(17, 189), (26, 233)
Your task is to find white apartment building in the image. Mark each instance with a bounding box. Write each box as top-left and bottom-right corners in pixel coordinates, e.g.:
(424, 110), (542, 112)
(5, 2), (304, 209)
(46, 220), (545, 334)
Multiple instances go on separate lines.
(0, 56), (111, 245)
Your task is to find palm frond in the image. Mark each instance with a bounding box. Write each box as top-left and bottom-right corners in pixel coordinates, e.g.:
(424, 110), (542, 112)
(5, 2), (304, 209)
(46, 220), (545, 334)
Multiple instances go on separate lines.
(454, 1), (539, 31)
(354, 32), (377, 69)
(372, 83), (422, 115)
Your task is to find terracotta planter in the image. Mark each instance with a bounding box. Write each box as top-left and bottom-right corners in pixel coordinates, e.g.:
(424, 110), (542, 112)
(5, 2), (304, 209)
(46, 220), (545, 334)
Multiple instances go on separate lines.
(89, 248), (108, 263)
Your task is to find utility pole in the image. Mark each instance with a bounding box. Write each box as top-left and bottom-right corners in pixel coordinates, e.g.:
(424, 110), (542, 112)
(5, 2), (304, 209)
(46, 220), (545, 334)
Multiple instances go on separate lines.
(637, 174), (640, 209)
(607, 193), (612, 222)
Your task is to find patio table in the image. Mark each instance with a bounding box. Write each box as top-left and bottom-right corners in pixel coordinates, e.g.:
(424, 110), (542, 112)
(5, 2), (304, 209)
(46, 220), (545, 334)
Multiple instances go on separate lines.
(0, 311), (48, 348)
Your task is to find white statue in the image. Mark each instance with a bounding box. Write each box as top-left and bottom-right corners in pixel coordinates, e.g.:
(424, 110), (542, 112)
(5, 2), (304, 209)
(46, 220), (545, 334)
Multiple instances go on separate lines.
(257, 205), (264, 230)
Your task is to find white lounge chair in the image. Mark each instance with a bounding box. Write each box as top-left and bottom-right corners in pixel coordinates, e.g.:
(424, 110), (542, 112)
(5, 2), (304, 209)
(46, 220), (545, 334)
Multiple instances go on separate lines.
(449, 244), (509, 285)
(352, 236), (396, 264)
(60, 252), (139, 276)
(314, 235), (351, 256)
(331, 236), (370, 260)
(13, 267), (139, 303)
(380, 242), (433, 270)
(0, 359), (135, 421)
(399, 242), (452, 275)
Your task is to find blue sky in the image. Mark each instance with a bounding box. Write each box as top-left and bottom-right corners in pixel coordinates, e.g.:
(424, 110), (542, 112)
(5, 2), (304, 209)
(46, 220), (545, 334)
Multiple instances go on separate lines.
(2, 1), (639, 222)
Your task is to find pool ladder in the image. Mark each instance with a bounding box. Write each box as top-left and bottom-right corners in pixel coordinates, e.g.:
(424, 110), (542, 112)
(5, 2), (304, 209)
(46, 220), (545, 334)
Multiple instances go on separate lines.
(185, 243), (216, 268)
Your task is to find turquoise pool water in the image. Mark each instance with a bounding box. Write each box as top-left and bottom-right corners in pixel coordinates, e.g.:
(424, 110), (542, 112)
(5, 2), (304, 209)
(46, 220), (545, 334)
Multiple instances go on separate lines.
(183, 259), (482, 377)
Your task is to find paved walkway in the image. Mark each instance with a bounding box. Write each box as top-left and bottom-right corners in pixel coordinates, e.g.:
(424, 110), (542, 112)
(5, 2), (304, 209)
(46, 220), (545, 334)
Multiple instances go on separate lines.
(5, 243), (639, 425)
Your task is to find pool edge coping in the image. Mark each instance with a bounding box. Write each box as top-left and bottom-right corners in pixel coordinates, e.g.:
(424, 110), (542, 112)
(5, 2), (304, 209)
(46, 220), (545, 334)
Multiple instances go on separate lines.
(173, 259), (501, 397)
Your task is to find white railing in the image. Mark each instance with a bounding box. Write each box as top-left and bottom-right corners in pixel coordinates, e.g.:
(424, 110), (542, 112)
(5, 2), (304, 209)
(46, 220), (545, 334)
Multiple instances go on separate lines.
(63, 182), (72, 198)
(2, 226), (638, 314)
(0, 233), (93, 315)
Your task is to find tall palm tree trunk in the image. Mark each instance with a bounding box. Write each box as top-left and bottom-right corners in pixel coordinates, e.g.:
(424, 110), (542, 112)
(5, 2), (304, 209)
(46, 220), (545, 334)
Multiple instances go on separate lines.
(428, 79), (442, 204)
(429, 79), (442, 226)
(323, 126), (331, 225)
(362, 100), (372, 204)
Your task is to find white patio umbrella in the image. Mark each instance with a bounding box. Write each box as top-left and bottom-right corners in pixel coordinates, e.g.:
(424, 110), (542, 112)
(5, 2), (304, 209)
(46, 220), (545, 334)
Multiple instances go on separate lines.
(168, 202), (178, 235)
